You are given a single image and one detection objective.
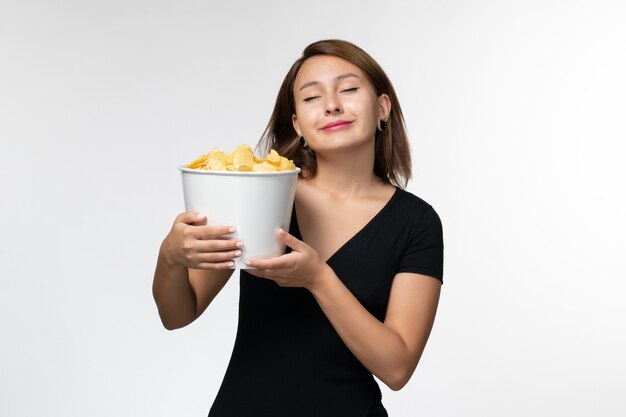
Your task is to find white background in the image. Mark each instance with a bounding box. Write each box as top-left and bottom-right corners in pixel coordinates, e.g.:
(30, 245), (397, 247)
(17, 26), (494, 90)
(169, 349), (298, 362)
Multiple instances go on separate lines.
(1, 1), (625, 416)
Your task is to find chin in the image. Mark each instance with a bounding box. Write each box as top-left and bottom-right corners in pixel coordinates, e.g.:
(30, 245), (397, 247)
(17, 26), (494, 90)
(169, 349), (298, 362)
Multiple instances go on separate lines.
(320, 136), (372, 149)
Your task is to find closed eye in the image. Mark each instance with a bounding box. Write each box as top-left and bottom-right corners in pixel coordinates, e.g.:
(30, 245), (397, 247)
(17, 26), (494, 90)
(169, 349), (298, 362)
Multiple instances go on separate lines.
(303, 96), (320, 102)
(341, 87), (359, 93)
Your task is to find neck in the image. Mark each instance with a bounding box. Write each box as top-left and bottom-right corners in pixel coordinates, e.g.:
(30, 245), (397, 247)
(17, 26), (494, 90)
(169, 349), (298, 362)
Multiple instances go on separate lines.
(308, 146), (381, 199)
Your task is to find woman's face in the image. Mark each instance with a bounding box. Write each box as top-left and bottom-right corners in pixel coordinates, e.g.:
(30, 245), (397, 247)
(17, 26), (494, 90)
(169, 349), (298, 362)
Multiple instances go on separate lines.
(292, 55), (390, 154)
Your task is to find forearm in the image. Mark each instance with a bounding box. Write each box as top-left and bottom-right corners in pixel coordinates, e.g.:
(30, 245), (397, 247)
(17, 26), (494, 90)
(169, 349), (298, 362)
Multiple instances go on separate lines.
(152, 249), (197, 330)
(309, 266), (416, 390)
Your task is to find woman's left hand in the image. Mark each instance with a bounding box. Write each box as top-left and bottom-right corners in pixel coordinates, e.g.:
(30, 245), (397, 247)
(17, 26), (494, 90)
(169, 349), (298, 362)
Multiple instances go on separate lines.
(244, 228), (329, 290)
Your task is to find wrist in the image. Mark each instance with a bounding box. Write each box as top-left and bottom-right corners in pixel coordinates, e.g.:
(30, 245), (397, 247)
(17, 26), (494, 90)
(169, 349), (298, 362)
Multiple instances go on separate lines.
(307, 263), (335, 295)
(159, 238), (182, 269)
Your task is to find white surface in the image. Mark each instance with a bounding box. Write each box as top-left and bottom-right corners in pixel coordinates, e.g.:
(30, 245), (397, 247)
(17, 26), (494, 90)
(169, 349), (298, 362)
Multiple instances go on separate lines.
(180, 167), (299, 268)
(1, 1), (625, 416)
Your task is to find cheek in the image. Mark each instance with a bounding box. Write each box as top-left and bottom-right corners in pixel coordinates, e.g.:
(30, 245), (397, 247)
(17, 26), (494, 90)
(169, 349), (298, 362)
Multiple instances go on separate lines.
(295, 108), (320, 132)
(345, 91), (374, 112)
(348, 99), (378, 126)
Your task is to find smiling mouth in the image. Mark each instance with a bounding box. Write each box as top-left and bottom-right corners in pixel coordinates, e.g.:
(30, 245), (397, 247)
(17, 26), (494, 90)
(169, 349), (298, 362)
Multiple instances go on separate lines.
(321, 121), (353, 131)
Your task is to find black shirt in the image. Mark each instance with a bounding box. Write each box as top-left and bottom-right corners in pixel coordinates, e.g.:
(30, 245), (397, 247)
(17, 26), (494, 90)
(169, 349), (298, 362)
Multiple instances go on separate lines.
(208, 187), (444, 417)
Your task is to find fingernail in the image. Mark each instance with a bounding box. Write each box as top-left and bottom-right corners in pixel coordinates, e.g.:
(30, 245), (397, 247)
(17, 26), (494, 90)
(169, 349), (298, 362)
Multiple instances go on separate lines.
(228, 261), (235, 267)
(235, 241), (244, 248)
(245, 260), (252, 266)
(197, 212), (206, 219)
(234, 250), (242, 257)
(228, 227), (236, 233)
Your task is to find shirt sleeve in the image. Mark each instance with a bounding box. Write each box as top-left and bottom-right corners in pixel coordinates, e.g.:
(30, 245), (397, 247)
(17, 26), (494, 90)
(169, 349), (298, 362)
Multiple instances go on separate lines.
(397, 206), (444, 283)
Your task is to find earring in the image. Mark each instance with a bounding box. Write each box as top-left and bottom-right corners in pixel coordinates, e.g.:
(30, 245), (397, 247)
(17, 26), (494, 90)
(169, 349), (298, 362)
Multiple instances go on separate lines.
(377, 119), (388, 132)
(299, 137), (308, 148)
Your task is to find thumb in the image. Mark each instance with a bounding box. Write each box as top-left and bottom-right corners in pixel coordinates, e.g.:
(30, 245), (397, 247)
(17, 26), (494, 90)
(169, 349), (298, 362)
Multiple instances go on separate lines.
(277, 228), (305, 252)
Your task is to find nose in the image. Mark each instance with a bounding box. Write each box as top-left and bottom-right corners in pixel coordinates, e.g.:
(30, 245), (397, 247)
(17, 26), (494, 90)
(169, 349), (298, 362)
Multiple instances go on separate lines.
(324, 94), (343, 114)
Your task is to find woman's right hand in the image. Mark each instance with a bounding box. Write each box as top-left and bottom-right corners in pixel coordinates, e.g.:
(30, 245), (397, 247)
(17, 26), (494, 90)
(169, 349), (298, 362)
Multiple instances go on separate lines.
(160, 211), (243, 270)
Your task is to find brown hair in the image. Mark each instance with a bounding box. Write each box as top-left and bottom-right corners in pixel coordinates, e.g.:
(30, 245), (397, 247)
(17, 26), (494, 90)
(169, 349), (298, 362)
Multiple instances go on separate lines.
(257, 39), (412, 188)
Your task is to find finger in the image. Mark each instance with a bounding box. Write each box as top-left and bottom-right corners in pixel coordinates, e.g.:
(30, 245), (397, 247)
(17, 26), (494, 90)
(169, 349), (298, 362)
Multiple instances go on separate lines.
(191, 224), (237, 239)
(195, 238), (243, 253)
(196, 249), (242, 264)
(176, 210), (208, 225)
(196, 260), (236, 270)
(245, 253), (294, 270)
(181, 246), (240, 267)
(277, 228), (306, 252)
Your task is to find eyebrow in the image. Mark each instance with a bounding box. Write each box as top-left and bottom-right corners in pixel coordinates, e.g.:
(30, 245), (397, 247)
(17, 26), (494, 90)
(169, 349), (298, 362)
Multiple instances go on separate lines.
(298, 73), (360, 91)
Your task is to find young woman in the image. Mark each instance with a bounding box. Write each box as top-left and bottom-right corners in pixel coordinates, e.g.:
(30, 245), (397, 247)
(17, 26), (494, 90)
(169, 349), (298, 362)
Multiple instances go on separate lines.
(153, 39), (444, 417)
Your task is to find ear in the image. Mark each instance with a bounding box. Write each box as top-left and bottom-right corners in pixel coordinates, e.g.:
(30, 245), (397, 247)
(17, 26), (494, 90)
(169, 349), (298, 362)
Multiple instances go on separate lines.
(378, 93), (391, 120)
(292, 114), (302, 137)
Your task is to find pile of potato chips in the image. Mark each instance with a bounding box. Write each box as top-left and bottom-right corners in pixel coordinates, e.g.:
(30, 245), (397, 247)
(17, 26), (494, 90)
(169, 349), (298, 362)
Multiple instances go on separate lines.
(185, 144), (296, 172)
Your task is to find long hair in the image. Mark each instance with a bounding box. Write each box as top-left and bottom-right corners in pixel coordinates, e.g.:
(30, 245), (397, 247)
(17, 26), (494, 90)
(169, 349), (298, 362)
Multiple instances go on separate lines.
(258, 39), (412, 188)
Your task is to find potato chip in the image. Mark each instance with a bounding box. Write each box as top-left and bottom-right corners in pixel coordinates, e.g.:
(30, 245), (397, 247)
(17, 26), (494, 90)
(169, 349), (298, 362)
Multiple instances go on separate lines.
(207, 157), (226, 171)
(208, 148), (226, 164)
(252, 162), (278, 172)
(267, 149), (281, 164)
(186, 153), (209, 169)
(186, 145), (296, 172)
(278, 156), (290, 171)
(232, 144), (254, 168)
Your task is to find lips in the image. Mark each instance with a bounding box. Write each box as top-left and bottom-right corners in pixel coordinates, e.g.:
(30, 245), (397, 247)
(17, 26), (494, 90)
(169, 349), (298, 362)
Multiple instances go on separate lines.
(321, 120), (353, 130)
